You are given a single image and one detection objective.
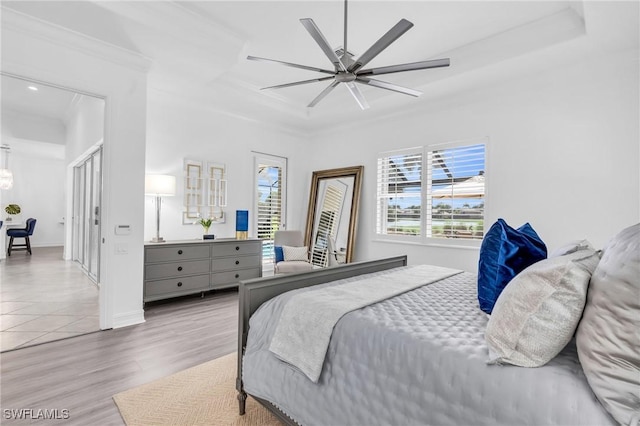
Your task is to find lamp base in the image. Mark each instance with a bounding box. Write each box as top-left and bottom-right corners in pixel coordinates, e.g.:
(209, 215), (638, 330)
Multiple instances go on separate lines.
(151, 237), (166, 243)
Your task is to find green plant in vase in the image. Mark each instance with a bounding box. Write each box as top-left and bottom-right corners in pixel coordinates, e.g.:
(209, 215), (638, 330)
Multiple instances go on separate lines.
(4, 204), (21, 222)
(197, 218), (214, 239)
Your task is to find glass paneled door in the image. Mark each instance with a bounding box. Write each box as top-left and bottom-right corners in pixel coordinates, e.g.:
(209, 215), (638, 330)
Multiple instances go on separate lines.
(254, 153), (287, 266)
(72, 147), (102, 282)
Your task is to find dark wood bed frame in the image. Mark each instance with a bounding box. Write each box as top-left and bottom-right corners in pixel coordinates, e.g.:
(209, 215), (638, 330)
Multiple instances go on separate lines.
(235, 255), (408, 424)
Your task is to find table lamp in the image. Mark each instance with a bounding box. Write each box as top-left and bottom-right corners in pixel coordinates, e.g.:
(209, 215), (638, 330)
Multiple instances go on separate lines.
(145, 174), (176, 243)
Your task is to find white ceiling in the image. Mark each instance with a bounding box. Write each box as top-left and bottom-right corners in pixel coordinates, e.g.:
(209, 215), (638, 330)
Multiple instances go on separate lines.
(1, 74), (78, 121)
(2, 1), (639, 135)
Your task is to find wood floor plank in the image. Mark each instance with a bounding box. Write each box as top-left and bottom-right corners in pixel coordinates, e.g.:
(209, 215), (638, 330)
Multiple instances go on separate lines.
(0, 290), (238, 425)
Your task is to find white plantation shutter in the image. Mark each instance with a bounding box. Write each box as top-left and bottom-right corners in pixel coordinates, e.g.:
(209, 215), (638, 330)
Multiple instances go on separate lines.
(255, 154), (287, 264)
(376, 149), (423, 236)
(377, 142), (486, 241)
(428, 144), (485, 239)
(311, 184), (345, 267)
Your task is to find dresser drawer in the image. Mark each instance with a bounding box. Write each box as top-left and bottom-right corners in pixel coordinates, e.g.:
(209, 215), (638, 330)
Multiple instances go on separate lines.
(211, 267), (261, 287)
(145, 274), (210, 298)
(146, 245), (210, 263)
(211, 255), (261, 272)
(145, 259), (210, 280)
(212, 241), (261, 258)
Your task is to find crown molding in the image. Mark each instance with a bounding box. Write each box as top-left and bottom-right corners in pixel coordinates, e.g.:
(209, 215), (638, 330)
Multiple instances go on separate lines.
(1, 7), (151, 73)
(95, 1), (245, 59)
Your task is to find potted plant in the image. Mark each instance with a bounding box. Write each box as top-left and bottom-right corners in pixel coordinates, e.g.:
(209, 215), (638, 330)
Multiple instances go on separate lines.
(197, 218), (215, 239)
(4, 203), (21, 222)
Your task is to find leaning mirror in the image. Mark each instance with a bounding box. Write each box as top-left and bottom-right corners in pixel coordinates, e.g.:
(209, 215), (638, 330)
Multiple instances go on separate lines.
(305, 166), (363, 267)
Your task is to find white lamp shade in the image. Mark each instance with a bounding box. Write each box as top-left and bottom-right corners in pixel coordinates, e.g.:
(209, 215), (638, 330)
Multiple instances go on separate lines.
(0, 168), (13, 190)
(145, 174), (176, 196)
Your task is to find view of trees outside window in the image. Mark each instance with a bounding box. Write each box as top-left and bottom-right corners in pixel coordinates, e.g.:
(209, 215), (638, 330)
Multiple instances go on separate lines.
(377, 143), (485, 240)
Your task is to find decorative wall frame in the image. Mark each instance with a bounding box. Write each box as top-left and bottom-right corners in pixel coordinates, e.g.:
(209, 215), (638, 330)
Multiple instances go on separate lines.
(183, 159), (227, 224)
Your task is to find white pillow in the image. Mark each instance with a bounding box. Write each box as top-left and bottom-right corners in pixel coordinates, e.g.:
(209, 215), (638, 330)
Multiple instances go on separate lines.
(485, 249), (600, 367)
(576, 223), (640, 426)
(548, 239), (593, 258)
(282, 246), (308, 262)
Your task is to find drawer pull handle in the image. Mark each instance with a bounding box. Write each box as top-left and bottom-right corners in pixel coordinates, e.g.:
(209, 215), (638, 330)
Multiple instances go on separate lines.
(178, 250), (183, 255)
(235, 260), (240, 265)
(177, 282), (183, 287)
(235, 246), (240, 251)
(235, 274), (240, 279)
(177, 266), (183, 271)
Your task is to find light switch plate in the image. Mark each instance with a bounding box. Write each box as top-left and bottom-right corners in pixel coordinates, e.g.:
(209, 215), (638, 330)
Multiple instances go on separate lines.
(115, 225), (131, 235)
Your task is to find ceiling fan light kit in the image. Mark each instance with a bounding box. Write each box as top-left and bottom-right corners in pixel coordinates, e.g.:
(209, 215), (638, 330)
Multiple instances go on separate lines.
(248, 0), (450, 110)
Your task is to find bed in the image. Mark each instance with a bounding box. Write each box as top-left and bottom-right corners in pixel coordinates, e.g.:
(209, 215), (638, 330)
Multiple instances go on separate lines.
(235, 224), (639, 426)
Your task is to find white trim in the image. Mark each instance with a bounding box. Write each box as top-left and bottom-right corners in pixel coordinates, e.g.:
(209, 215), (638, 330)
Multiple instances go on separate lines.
(112, 310), (145, 329)
(1, 7), (151, 73)
(371, 238), (482, 251)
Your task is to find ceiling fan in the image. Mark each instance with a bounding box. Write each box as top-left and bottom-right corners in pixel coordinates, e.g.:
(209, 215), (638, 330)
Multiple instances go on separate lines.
(247, 0), (450, 110)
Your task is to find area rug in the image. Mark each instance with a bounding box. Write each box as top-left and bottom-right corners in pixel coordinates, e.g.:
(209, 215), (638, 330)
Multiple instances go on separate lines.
(113, 352), (281, 425)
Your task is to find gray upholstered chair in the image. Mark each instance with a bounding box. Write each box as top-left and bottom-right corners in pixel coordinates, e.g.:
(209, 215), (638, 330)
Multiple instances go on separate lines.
(274, 230), (313, 274)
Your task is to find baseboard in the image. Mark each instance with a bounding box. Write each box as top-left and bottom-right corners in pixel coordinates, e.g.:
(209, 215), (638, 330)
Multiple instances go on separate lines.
(112, 309), (145, 329)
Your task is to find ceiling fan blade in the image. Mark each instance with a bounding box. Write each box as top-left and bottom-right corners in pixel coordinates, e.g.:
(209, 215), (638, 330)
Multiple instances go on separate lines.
(358, 58), (450, 76)
(355, 77), (422, 97)
(262, 76), (335, 90)
(247, 55), (336, 75)
(348, 19), (414, 73)
(300, 18), (347, 72)
(308, 80), (340, 107)
(345, 82), (370, 110)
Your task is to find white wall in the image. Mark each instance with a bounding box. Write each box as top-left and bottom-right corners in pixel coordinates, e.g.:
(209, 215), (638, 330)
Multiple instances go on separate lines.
(1, 109), (67, 251)
(2, 9), (150, 329)
(144, 89), (310, 243)
(306, 49), (640, 272)
(2, 149), (66, 247)
(65, 95), (105, 163)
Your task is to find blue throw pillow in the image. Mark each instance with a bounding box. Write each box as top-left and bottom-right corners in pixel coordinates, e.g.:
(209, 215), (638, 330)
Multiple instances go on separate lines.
(274, 246), (284, 263)
(478, 219), (547, 314)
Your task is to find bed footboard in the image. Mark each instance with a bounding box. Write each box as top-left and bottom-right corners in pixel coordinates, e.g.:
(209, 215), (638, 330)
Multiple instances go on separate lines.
(235, 256), (408, 418)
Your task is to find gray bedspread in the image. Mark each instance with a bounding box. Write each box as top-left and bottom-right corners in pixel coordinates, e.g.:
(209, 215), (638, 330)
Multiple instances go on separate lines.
(270, 265), (461, 383)
(243, 269), (615, 426)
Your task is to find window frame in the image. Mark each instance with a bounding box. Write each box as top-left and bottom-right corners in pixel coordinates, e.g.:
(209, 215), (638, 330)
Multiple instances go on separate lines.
(253, 152), (288, 265)
(375, 138), (488, 248)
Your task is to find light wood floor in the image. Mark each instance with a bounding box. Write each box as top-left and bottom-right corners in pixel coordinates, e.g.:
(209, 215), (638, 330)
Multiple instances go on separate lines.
(0, 290), (238, 425)
(0, 246), (99, 351)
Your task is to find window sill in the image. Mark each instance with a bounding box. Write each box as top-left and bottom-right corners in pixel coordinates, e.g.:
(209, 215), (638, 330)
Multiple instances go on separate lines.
(371, 237), (481, 251)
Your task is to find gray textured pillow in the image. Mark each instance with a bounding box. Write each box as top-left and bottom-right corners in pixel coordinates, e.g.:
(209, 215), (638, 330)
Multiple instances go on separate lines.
(282, 245), (309, 262)
(576, 223), (640, 426)
(485, 249), (601, 367)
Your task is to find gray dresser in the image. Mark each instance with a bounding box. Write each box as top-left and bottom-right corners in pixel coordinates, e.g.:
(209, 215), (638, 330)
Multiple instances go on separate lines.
(144, 238), (262, 303)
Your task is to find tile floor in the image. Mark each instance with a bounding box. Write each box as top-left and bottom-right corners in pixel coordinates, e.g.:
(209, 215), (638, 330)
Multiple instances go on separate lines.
(0, 246), (99, 351)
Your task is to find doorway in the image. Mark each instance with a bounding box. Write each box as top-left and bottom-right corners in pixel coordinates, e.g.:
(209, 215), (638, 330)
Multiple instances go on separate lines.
(254, 152), (287, 270)
(0, 73), (105, 351)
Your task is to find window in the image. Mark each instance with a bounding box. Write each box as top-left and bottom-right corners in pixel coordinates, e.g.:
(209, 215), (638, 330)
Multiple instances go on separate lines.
(254, 153), (287, 264)
(377, 141), (486, 242)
